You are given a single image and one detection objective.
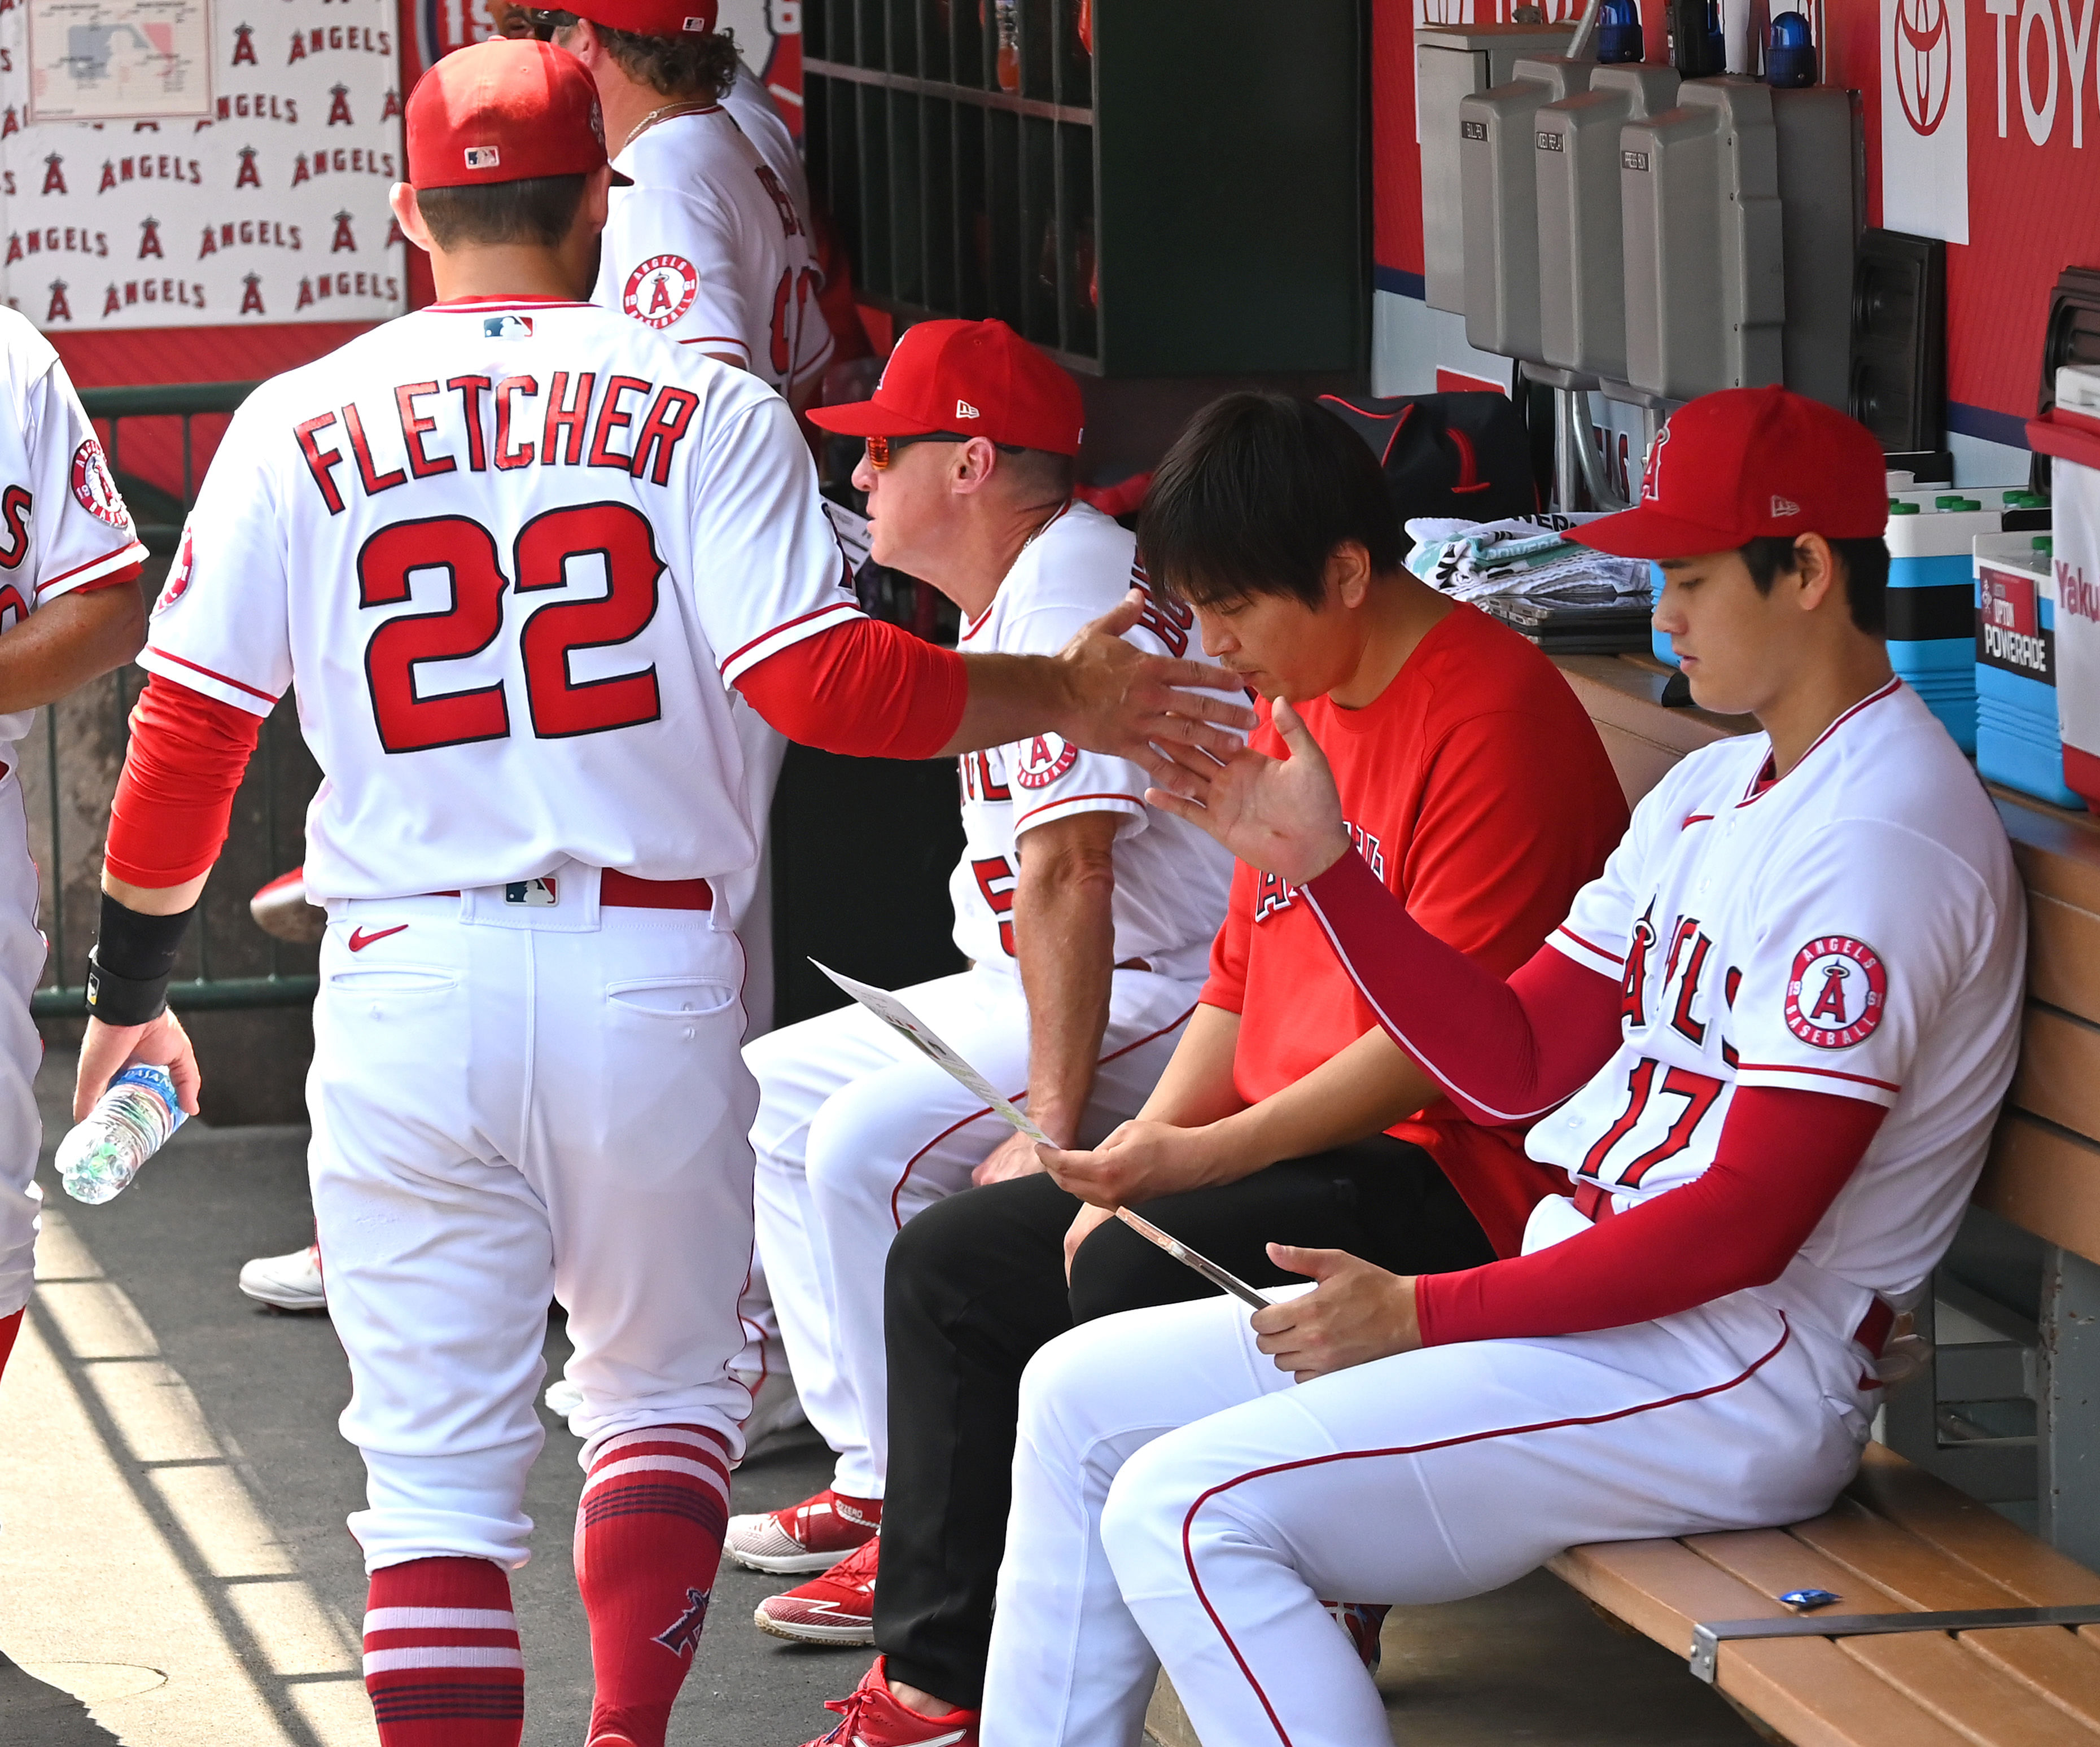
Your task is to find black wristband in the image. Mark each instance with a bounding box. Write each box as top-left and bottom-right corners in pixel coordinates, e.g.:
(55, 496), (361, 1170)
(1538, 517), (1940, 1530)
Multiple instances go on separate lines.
(85, 894), (196, 1025)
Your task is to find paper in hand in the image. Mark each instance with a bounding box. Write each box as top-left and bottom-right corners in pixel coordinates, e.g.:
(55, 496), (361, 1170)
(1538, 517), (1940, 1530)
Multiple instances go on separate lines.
(811, 961), (1052, 1145)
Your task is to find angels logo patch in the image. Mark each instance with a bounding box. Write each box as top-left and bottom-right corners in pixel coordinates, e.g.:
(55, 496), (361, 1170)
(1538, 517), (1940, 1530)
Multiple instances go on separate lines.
(71, 438), (127, 528)
(623, 254), (699, 330)
(154, 526), (194, 615)
(1784, 936), (1886, 1049)
(1011, 733), (1078, 790)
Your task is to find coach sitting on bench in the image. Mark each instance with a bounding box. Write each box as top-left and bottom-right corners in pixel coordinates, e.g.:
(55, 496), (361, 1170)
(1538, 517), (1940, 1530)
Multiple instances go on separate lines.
(974, 387), (2027, 1747)
(796, 392), (1631, 1745)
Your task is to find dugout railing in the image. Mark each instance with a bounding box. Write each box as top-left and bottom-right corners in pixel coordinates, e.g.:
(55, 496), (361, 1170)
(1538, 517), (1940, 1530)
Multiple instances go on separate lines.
(25, 379), (321, 1021)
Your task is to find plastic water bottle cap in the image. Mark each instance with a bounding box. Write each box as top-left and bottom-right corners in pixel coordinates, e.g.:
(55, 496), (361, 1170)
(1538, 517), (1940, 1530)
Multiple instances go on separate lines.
(1935, 494), (1966, 509)
(1888, 501), (1920, 515)
(2036, 536), (2057, 556)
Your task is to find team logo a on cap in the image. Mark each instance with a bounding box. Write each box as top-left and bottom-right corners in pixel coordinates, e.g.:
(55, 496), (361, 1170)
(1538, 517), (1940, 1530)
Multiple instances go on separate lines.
(464, 145), (501, 169)
(1640, 426), (1670, 501)
(1784, 935), (1887, 1049)
(623, 254), (699, 329)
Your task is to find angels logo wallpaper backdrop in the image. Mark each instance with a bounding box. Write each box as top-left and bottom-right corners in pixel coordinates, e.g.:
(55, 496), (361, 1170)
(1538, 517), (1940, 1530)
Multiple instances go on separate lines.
(0, 0), (405, 330)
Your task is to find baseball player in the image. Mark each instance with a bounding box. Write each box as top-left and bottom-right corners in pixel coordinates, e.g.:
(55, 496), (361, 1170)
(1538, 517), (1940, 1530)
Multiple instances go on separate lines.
(947, 388), (2027, 1747)
(0, 313), (148, 1391)
(723, 321), (1234, 1634)
(68, 42), (1246, 1747)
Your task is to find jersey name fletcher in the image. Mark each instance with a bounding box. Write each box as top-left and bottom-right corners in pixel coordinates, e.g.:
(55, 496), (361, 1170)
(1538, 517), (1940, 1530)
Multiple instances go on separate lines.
(294, 370), (703, 512)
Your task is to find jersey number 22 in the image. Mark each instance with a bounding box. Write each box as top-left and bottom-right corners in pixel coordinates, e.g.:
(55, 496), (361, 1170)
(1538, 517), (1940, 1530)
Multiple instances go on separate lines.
(360, 502), (662, 753)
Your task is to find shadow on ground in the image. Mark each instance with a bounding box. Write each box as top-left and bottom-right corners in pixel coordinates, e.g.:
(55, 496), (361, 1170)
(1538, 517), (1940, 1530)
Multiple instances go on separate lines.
(0, 1653), (126, 1741)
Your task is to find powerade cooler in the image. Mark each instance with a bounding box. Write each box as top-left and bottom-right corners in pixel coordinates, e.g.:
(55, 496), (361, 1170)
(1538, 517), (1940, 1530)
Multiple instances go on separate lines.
(1884, 489), (2049, 753)
(1975, 532), (2079, 809)
(2032, 367), (2100, 807)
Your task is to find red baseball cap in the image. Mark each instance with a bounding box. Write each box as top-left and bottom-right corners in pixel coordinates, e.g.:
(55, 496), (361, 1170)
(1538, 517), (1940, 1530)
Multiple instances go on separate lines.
(809, 319), (1085, 455)
(1573, 386), (1887, 560)
(405, 39), (631, 191)
(561, 0), (720, 38)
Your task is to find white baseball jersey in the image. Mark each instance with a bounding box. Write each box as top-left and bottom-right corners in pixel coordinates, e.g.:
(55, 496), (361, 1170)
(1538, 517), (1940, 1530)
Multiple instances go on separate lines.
(723, 55), (810, 242)
(1535, 677), (2023, 1304)
(593, 105), (833, 397)
(140, 296), (860, 904)
(951, 502), (1234, 984)
(0, 305), (145, 1324)
(0, 308), (147, 760)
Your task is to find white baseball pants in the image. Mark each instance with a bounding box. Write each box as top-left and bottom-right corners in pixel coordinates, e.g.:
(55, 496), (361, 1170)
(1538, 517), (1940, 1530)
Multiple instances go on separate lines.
(0, 776), (43, 1321)
(310, 873), (759, 1574)
(747, 964), (1201, 1499)
(980, 1283), (1875, 1747)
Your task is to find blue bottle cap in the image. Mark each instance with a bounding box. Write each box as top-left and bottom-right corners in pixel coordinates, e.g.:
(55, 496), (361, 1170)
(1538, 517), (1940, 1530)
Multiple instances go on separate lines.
(1779, 1588), (1841, 1611)
(1767, 9), (1817, 85)
(1599, 0), (1644, 62)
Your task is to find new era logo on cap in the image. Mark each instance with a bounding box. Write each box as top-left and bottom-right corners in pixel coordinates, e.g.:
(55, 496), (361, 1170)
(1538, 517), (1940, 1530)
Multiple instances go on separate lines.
(464, 145), (501, 168)
(956, 399), (980, 419)
(1771, 494), (1802, 516)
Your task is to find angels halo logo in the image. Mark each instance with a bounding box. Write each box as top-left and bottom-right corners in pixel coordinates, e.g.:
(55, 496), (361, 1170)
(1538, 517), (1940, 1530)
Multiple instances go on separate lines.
(1894, 0), (1952, 136)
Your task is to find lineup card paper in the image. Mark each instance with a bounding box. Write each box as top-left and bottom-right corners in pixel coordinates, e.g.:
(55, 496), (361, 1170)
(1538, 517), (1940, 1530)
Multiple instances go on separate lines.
(811, 960), (1052, 1145)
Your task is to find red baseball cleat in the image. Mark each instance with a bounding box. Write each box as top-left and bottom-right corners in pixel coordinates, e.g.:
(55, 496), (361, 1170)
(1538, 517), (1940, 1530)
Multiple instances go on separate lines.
(755, 1532), (878, 1644)
(799, 1657), (978, 1747)
(1322, 1599), (1391, 1672)
(725, 1487), (880, 1574)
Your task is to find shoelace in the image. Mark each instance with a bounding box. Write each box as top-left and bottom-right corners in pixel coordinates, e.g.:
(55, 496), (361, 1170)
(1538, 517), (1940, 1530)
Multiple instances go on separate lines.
(828, 1535), (881, 1589)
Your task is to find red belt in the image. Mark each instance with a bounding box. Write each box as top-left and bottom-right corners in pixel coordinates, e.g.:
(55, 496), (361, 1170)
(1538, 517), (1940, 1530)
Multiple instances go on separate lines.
(425, 872), (712, 910)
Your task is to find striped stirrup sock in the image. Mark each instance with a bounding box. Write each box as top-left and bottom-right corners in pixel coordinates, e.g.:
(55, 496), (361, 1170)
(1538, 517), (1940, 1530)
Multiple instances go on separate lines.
(576, 1422), (732, 1747)
(362, 1556), (523, 1746)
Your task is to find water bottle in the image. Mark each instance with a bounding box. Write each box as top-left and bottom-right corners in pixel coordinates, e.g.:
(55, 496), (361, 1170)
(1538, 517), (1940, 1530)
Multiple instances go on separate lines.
(56, 1063), (187, 1206)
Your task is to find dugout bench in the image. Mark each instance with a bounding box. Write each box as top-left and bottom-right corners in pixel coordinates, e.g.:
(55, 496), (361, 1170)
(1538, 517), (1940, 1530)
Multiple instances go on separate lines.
(1148, 654), (2100, 1747)
(1549, 654), (2100, 1747)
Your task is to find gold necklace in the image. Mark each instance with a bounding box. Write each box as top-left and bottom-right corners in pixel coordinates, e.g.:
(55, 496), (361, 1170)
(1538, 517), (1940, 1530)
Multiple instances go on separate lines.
(620, 99), (716, 152)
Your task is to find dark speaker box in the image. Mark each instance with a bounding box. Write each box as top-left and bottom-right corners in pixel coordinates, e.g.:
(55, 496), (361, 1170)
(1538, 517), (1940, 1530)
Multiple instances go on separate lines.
(1850, 230), (1945, 454)
(2031, 266), (2100, 498)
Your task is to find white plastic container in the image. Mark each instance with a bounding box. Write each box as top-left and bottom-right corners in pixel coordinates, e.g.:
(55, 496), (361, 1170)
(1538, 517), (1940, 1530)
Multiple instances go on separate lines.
(2031, 367), (2100, 808)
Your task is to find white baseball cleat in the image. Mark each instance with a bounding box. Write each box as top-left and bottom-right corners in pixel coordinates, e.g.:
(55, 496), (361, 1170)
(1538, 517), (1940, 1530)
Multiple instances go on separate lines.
(726, 1487), (881, 1573)
(238, 1244), (326, 1312)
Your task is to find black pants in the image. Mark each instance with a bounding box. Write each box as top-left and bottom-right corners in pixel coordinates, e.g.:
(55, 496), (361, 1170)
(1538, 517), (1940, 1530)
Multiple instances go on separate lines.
(873, 1137), (1495, 1706)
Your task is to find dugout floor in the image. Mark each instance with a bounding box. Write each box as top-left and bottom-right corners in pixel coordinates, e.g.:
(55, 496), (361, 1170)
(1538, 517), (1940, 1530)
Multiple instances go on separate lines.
(0, 1058), (1758, 1746)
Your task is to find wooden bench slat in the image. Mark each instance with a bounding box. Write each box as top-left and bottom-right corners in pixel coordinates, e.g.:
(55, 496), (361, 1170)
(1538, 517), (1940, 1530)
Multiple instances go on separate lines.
(1975, 1114), (2100, 1275)
(1783, 1498), (2041, 1612)
(1961, 1628), (2100, 1735)
(1847, 1444), (2100, 1606)
(1684, 1525), (2100, 1742)
(2000, 798), (2100, 917)
(2011, 1005), (2100, 1146)
(1834, 1631), (2100, 1745)
(1550, 1541), (1977, 1747)
(2027, 893), (2100, 1029)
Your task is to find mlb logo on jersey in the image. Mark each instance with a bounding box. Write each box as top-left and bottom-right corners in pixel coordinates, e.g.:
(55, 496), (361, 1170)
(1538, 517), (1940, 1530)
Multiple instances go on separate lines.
(1784, 935), (1887, 1049)
(484, 314), (535, 340)
(624, 255), (700, 331)
(505, 878), (559, 907)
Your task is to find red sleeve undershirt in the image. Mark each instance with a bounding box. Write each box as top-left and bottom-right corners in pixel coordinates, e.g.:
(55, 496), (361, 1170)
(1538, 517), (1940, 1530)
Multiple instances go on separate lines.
(736, 617), (966, 760)
(105, 675), (262, 887)
(1299, 847), (1889, 1346)
(106, 620), (968, 890)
